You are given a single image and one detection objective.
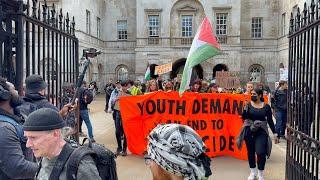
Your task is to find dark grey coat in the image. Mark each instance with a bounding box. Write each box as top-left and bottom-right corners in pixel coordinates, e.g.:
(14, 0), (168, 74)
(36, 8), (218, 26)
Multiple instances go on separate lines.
(0, 113), (38, 179)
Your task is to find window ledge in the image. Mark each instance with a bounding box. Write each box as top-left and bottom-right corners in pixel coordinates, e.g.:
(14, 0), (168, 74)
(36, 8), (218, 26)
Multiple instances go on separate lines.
(212, 6), (232, 10)
(145, 9), (162, 13)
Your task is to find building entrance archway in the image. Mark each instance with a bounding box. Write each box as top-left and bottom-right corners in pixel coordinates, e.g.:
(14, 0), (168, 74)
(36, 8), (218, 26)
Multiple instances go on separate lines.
(170, 58), (203, 82)
(212, 64), (229, 79)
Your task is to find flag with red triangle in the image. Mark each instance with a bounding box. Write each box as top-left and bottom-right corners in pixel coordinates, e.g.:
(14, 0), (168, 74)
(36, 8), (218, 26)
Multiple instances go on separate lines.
(179, 17), (221, 95)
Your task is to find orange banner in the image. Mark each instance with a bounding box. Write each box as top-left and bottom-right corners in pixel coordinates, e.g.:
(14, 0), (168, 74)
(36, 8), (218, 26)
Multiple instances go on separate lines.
(120, 91), (253, 160)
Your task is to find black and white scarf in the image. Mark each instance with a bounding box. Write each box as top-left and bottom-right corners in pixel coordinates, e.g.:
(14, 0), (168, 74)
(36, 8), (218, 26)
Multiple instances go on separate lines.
(147, 124), (212, 180)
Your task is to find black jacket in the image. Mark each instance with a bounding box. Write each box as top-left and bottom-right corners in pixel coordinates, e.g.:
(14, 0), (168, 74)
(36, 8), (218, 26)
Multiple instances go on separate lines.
(23, 92), (59, 112)
(0, 109), (38, 179)
(272, 89), (287, 111)
(104, 83), (115, 97)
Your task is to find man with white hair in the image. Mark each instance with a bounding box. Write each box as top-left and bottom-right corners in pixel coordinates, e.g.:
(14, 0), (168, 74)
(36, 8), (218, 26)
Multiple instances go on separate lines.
(24, 108), (101, 179)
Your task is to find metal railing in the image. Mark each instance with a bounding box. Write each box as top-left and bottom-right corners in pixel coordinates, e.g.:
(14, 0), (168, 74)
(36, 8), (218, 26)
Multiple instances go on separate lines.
(0, 0), (79, 107)
(171, 37), (193, 46)
(217, 35), (227, 44)
(287, 1), (320, 179)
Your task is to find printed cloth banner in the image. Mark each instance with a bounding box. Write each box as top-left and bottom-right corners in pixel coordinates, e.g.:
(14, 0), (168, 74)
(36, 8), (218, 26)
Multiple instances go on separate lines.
(120, 91), (251, 160)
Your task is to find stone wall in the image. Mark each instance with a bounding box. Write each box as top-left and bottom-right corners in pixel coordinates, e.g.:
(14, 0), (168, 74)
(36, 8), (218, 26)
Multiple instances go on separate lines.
(54, 0), (308, 91)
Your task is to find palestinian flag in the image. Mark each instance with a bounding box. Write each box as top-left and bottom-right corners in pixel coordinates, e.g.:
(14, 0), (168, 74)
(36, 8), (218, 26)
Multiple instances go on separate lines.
(145, 64), (151, 81)
(179, 17), (221, 95)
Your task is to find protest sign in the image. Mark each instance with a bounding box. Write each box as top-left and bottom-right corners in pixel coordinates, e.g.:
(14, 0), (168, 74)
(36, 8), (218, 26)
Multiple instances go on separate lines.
(280, 68), (288, 81)
(155, 63), (172, 75)
(120, 91), (252, 160)
(216, 71), (240, 88)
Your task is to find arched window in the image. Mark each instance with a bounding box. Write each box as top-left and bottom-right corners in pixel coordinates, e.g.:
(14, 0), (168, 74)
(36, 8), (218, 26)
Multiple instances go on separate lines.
(249, 64), (264, 83)
(117, 66), (128, 81)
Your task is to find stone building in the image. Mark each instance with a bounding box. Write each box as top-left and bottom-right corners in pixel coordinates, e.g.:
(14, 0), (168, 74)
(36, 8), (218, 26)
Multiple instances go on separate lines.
(45, 0), (309, 91)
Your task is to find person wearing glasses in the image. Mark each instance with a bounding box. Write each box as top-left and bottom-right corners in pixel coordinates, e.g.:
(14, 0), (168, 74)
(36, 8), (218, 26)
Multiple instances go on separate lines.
(144, 124), (212, 180)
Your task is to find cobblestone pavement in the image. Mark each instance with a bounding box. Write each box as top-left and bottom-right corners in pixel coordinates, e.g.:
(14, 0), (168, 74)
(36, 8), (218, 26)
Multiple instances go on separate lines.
(82, 95), (286, 180)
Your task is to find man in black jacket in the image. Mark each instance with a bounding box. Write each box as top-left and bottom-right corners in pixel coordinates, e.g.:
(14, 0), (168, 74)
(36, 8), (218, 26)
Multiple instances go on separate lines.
(272, 80), (288, 139)
(0, 77), (38, 179)
(23, 74), (59, 111)
(17, 74), (71, 120)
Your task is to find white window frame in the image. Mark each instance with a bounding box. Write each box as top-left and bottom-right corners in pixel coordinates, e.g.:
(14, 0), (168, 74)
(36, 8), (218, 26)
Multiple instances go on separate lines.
(117, 20), (128, 40)
(216, 13), (228, 35)
(181, 15), (193, 37)
(251, 17), (262, 38)
(97, 17), (101, 38)
(86, 10), (91, 35)
(249, 65), (264, 83)
(117, 67), (129, 81)
(148, 15), (160, 37)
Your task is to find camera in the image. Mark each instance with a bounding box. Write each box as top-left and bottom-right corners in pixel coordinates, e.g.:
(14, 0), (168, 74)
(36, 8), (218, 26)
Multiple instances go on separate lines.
(82, 48), (101, 58)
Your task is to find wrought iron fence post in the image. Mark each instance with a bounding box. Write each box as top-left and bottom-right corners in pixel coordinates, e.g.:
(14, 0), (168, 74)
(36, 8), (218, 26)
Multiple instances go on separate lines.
(16, 0), (25, 95)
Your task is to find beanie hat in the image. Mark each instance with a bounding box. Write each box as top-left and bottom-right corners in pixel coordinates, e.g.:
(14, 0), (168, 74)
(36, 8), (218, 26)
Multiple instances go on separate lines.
(25, 74), (47, 93)
(24, 108), (65, 131)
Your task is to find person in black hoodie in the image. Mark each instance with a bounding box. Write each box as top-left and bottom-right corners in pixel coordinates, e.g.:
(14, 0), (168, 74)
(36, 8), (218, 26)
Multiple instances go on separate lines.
(271, 80), (288, 139)
(0, 77), (38, 179)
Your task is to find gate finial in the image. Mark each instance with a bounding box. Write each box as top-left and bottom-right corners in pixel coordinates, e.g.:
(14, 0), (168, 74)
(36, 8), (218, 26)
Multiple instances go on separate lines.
(302, 2), (308, 26)
(59, 9), (63, 30)
(32, 0), (37, 19)
(317, 0), (320, 19)
(51, 3), (56, 27)
(290, 13), (294, 34)
(63, 16), (66, 32)
(296, 7), (301, 31)
(27, 0), (30, 16)
(37, 2), (41, 20)
(72, 16), (75, 36)
(42, 0), (47, 23)
(66, 13), (70, 34)
(310, 0), (315, 22)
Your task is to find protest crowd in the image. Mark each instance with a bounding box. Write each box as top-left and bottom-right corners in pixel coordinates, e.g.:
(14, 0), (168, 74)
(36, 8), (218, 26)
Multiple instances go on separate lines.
(0, 69), (289, 180)
(0, 17), (292, 180)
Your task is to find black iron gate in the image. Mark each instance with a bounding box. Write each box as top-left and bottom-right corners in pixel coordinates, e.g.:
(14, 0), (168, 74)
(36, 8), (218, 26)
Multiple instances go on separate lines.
(287, 1), (320, 180)
(0, 0), (79, 106)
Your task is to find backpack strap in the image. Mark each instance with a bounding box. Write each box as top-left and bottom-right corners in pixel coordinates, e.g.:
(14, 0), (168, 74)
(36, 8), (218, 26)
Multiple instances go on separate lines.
(66, 146), (96, 180)
(0, 114), (24, 142)
(49, 143), (75, 180)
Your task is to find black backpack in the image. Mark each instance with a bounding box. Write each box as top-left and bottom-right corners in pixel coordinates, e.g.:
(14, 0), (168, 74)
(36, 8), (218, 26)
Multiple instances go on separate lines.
(82, 89), (94, 104)
(48, 139), (118, 180)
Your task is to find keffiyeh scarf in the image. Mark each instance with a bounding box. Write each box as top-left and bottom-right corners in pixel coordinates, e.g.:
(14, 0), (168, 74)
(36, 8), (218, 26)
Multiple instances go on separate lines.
(147, 124), (212, 180)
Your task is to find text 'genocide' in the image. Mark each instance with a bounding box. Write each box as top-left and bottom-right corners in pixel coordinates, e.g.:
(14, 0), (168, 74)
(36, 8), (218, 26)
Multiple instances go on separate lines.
(166, 119), (235, 153)
(137, 98), (244, 116)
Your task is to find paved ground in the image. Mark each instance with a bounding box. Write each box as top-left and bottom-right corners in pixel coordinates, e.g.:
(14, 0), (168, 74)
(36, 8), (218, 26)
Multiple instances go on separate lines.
(82, 95), (286, 180)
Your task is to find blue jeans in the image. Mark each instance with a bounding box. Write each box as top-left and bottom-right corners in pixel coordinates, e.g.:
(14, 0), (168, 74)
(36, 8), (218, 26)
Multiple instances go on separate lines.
(275, 110), (287, 137)
(80, 109), (94, 138)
